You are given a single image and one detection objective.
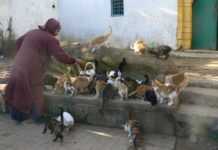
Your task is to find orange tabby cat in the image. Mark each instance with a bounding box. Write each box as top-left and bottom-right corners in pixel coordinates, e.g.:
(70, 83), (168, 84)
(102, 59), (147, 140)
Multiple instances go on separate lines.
(88, 26), (112, 52)
(130, 40), (147, 55)
(165, 72), (188, 93)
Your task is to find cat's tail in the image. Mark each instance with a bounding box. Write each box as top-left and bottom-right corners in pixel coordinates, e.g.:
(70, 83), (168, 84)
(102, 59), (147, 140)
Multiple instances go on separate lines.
(108, 25), (112, 35)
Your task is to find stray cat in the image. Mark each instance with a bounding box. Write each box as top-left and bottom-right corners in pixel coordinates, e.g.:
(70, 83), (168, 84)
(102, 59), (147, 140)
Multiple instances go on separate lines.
(114, 77), (128, 100)
(129, 74), (152, 98)
(87, 26), (112, 53)
(148, 45), (172, 59)
(123, 111), (144, 150)
(63, 81), (76, 96)
(0, 92), (6, 113)
(100, 83), (117, 111)
(130, 40), (146, 55)
(0, 84), (7, 113)
(94, 80), (107, 98)
(79, 62), (96, 77)
(43, 107), (65, 142)
(165, 72), (188, 93)
(43, 107), (74, 142)
(152, 80), (178, 106)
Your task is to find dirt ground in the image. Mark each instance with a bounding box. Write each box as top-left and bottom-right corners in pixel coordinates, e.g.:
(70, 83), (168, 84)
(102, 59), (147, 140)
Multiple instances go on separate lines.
(0, 114), (177, 150)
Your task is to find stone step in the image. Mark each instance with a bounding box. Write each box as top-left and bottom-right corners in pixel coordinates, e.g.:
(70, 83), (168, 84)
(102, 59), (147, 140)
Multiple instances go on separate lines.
(176, 104), (218, 137)
(188, 79), (218, 89)
(44, 93), (177, 136)
(171, 51), (218, 59)
(180, 87), (218, 108)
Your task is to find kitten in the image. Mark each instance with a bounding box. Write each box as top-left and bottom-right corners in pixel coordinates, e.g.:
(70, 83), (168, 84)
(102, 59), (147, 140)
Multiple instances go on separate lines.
(148, 45), (172, 59)
(130, 40), (146, 55)
(88, 26), (112, 53)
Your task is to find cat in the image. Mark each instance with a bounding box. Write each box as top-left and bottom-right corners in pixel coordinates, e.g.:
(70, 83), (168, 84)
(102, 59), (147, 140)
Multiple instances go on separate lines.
(43, 107), (74, 142)
(152, 80), (178, 106)
(123, 111), (144, 150)
(54, 75), (70, 94)
(79, 62), (96, 77)
(63, 81), (76, 96)
(129, 74), (151, 98)
(165, 72), (188, 93)
(69, 76), (93, 95)
(87, 26), (112, 53)
(0, 92), (6, 113)
(148, 45), (172, 59)
(114, 77), (128, 100)
(100, 83), (117, 111)
(0, 84), (7, 113)
(43, 107), (65, 142)
(94, 80), (107, 98)
(130, 40), (146, 55)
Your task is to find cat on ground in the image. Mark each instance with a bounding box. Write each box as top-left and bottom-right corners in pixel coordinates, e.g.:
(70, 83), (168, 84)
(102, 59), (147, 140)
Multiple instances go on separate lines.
(42, 107), (74, 142)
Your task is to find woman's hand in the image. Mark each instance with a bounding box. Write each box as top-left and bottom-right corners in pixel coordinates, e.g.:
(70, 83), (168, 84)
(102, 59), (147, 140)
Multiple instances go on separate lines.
(75, 58), (86, 67)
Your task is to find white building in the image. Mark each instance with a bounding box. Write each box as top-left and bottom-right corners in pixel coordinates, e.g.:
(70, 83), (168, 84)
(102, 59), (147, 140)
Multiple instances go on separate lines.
(0, 0), (177, 49)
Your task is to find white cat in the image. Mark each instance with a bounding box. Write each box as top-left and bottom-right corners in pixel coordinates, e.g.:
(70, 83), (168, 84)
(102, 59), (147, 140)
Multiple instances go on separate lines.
(56, 111), (74, 129)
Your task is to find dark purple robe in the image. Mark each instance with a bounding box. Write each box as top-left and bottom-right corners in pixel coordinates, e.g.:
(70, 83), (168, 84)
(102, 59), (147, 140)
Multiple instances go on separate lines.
(5, 19), (76, 117)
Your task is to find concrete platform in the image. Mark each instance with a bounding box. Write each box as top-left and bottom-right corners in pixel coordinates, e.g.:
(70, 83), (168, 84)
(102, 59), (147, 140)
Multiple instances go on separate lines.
(44, 93), (177, 136)
(180, 87), (218, 107)
(176, 104), (218, 137)
(0, 115), (175, 150)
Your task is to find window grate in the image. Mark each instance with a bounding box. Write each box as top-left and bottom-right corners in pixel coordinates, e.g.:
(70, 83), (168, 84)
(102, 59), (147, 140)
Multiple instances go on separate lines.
(111, 0), (124, 16)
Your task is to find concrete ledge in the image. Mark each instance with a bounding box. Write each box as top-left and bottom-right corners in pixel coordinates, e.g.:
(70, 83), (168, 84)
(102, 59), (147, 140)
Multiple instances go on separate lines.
(44, 93), (176, 136)
(188, 79), (218, 89)
(171, 51), (218, 59)
(180, 87), (218, 108)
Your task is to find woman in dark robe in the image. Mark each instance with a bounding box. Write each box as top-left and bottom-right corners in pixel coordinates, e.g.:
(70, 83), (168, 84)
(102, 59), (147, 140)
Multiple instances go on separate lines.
(5, 18), (81, 123)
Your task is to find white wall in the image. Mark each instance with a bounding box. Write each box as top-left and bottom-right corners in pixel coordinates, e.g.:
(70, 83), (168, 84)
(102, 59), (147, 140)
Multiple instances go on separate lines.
(59, 0), (177, 48)
(0, 0), (10, 33)
(0, 0), (58, 37)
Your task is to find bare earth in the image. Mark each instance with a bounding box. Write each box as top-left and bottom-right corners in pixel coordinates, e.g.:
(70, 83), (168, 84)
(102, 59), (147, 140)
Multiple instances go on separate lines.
(0, 115), (176, 150)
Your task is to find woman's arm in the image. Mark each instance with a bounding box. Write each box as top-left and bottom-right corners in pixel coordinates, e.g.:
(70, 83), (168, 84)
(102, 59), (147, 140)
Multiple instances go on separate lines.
(47, 38), (77, 64)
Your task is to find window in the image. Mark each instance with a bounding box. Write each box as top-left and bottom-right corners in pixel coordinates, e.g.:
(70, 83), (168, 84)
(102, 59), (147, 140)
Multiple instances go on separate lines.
(111, 0), (124, 16)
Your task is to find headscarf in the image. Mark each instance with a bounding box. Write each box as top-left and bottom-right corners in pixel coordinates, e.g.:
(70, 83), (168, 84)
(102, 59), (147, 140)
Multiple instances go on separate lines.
(38, 18), (61, 36)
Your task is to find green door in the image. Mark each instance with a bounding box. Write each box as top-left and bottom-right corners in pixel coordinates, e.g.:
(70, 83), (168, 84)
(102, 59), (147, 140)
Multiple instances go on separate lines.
(192, 0), (218, 49)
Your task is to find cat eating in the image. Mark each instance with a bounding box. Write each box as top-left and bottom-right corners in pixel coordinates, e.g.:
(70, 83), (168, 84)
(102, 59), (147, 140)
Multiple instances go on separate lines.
(148, 45), (172, 59)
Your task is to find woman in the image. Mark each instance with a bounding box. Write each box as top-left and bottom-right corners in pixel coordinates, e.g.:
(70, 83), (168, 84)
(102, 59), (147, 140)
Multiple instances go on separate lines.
(5, 18), (81, 123)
